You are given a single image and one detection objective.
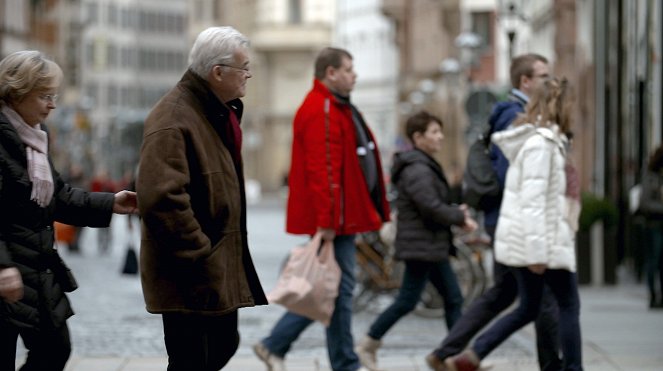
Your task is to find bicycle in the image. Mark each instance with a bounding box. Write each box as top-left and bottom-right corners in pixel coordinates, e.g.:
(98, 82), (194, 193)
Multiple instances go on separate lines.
(353, 222), (491, 318)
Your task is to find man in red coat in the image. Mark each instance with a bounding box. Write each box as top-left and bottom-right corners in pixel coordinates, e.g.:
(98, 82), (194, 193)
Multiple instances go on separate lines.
(254, 47), (390, 371)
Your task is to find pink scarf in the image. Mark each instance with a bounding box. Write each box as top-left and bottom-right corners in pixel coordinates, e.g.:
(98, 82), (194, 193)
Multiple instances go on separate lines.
(2, 105), (54, 207)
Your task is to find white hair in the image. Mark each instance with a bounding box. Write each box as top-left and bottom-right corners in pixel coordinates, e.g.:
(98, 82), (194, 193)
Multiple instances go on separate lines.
(188, 26), (249, 79)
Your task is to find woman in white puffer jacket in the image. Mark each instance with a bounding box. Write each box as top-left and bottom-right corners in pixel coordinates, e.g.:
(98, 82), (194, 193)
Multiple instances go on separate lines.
(445, 77), (583, 371)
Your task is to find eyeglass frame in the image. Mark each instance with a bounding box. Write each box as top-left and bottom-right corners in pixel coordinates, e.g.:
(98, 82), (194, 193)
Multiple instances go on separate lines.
(38, 94), (59, 104)
(216, 63), (251, 74)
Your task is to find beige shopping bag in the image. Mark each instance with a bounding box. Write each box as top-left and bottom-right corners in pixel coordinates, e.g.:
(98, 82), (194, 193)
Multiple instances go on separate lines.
(267, 232), (341, 326)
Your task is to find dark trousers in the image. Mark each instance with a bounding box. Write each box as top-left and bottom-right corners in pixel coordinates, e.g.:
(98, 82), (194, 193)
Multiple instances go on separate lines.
(368, 259), (463, 340)
(162, 311), (239, 371)
(433, 226), (561, 371)
(473, 268), (582, 371)
(0, 321), (71, 371)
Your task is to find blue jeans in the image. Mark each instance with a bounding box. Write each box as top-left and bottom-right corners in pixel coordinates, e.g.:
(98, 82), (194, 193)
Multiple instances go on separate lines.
(262, 235), (359, 371)
(368, 259), (463, 340)
(472, 267), (582, 371)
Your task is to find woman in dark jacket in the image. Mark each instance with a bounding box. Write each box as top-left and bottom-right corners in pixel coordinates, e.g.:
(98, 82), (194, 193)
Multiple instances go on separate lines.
(0, 50), (137, 371)
(355, 111), (477, 371)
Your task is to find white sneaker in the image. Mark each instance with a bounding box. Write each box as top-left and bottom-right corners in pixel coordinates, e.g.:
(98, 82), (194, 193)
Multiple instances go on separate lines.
(253, 342), (286, 371)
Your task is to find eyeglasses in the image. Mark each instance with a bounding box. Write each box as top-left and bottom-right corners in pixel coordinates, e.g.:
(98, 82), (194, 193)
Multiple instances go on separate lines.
(38, 94), (59, 104)
(532, 73), (550, 80)
(217, 64), (251, 74)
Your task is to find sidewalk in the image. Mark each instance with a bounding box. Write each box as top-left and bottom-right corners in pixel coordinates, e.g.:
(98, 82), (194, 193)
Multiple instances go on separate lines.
(30, 284), (662, 371)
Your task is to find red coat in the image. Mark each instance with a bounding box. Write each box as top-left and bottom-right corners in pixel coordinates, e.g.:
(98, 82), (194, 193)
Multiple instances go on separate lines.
(286, 79), (390, 235)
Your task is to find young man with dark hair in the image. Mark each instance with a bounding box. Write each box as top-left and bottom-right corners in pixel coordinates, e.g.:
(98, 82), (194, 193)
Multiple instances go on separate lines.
(253, 47), (389, 371)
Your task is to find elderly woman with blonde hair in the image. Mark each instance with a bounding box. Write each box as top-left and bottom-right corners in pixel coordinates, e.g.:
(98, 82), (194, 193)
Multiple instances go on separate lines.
(0, 50), (137, 371)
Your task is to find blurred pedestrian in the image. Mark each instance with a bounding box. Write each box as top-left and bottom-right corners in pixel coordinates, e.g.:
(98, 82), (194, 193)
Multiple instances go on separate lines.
(355, 111), (477, 371)
(426, 53), (562, 371)
(0, 50), (137, 371)
(444, 77), (583, 371)
(638, 145), (663, 309)
(253, 47), (390, 371)
(63, 164), (88, 253)
(90, 168), (115, 253)
(136, 26), (267, 371)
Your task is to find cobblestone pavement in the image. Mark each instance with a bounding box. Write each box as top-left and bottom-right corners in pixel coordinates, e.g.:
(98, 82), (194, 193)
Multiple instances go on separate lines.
(15, 199), (663, 370)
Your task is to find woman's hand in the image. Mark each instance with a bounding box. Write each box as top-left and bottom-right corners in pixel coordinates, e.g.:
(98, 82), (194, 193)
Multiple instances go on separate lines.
(459, 204), (478, 232)
(462, 216), (478, 232)
(528, 264), (547, 275)
(0, 267), (23, 303)
(113, 190), (138, 214)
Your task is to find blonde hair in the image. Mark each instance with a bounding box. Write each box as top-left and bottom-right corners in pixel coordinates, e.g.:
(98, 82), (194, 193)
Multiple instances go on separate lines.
(514, 77), (573, 134)
(0, 50), (63, 105)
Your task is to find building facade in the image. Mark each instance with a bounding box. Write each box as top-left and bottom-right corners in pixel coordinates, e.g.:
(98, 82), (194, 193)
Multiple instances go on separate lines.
(79, 0), (189, 178)
(217, 0), (335, 190)
(335, 0), (399, 170)
(0, 0), (29, 57)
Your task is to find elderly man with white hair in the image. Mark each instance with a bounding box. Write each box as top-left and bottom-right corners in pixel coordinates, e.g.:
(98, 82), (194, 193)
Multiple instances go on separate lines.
(137, 26), (267, 371)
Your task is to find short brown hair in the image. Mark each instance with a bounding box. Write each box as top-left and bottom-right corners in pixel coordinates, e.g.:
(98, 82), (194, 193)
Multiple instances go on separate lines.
(405, 111), (443, 142)
(510, 53), (548, 89)
(314, 47), (352, 80)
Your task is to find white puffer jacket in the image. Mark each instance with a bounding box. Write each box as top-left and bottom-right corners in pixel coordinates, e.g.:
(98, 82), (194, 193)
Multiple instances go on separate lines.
(491, 123), (579, 272)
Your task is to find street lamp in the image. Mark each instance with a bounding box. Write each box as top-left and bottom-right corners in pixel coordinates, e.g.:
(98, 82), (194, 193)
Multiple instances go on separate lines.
(454, 32), (483, 74)
(498, 0), (526, 60)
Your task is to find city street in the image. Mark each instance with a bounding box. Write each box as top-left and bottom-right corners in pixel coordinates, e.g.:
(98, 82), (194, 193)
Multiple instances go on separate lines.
(15, 197), (663, 370)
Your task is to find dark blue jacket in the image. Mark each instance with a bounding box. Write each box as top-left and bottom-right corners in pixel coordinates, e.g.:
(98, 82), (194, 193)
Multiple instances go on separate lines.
(484, 90), (527, 227)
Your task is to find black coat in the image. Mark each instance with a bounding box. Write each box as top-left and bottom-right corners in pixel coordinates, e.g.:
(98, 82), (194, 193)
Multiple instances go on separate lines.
(0, 112), (115, 330)
(391, 149), (465, 262)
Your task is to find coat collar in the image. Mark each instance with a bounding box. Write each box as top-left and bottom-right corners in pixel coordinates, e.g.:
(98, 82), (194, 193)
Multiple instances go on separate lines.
(179, 69), (244, 122)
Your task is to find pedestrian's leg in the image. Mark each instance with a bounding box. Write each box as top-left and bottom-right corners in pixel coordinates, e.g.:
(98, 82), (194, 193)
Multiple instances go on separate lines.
(206, 311), (240, 370)
(545, 270), (582, 371)
(534, 284), (562, 371)
(645, 227), (658, 306)
(429, 259), (464, 329)
(325, 234), (361, 371)
(651, 227), (663, 306)
(163, 313), (219, 371)
(366, 261), (431, 340)
(19, 323), (71, 371)
(471, 268), (543, 359)
(0, 322), (19, 371)
(431, 261), (518, 359)
(69, 226), (81, 253)
(261, 311), (314, 357)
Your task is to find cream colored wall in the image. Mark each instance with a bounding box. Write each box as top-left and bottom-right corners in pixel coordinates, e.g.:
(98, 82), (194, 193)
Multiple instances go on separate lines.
(236, 0), (334, 190)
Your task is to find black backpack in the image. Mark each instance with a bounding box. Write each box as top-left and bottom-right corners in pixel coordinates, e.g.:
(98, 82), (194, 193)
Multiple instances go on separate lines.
(463, 131), (502, 211)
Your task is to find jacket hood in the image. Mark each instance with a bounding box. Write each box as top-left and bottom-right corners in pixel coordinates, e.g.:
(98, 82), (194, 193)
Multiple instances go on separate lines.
(491, 123), (566, 162)
(391, 149), (442, 184)
(488, 95), (526, 133)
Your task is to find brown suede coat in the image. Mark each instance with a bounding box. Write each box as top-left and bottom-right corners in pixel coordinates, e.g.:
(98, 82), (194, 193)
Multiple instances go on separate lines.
(137, 70), (267, 315)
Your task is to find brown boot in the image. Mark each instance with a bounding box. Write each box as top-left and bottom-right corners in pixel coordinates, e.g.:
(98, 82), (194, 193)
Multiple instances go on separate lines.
(355, 335), (382, 371)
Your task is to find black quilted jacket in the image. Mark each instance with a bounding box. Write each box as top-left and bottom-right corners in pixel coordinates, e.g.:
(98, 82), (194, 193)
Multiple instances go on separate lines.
(391, 149), (465, 262)
(0, 111), (114, 330)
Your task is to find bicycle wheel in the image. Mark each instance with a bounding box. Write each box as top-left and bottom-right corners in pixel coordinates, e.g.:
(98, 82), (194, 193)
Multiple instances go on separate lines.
(353, 233), (403, 313)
